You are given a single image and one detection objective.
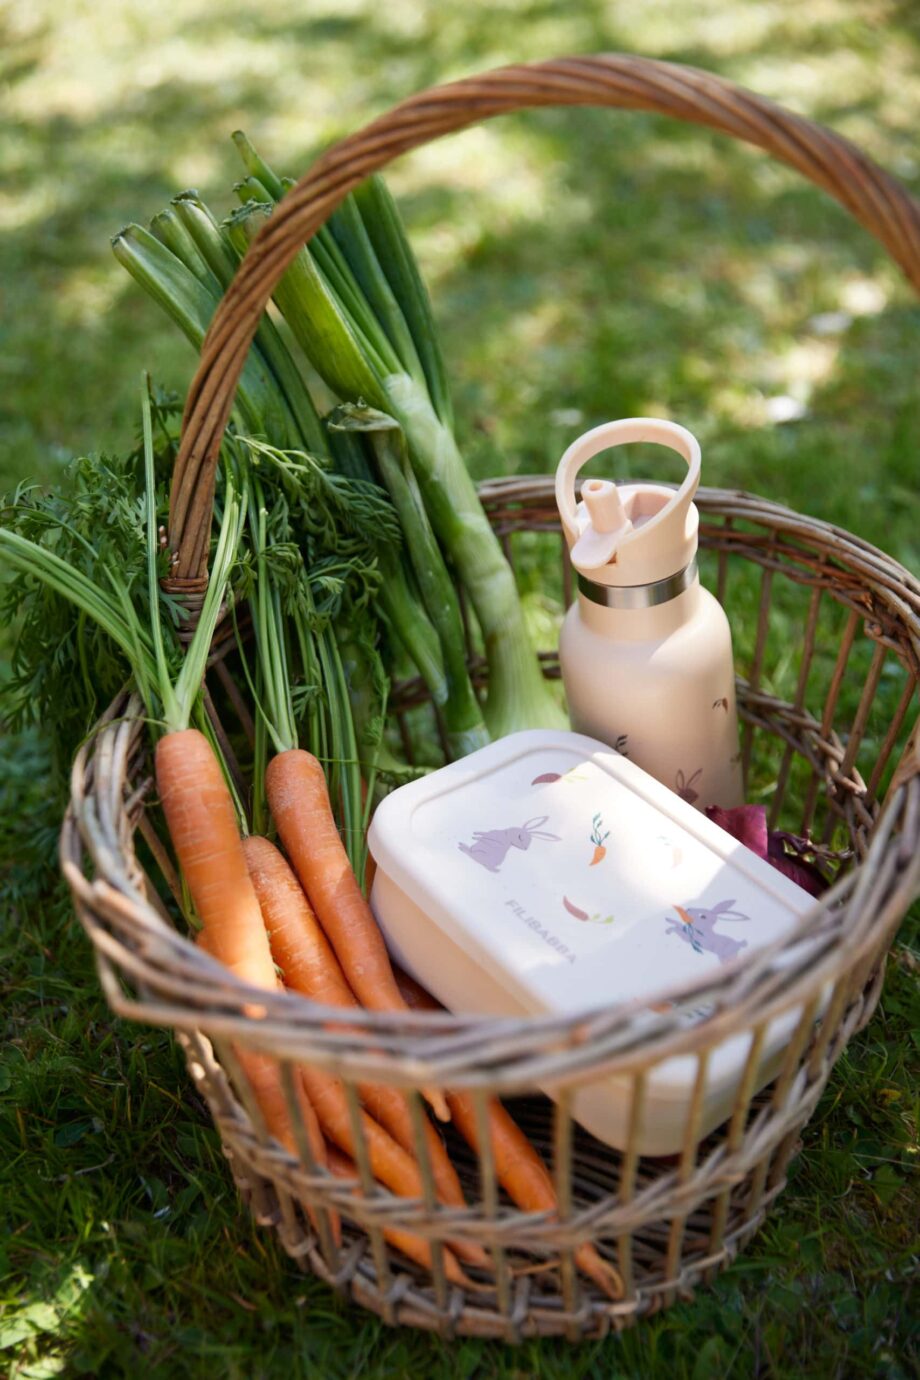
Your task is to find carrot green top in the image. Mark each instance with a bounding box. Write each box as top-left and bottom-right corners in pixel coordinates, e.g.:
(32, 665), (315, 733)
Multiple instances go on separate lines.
(0, 385), (243, 739)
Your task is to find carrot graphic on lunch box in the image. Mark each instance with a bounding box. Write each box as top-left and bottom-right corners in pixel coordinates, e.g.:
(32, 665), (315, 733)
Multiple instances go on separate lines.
(531, 766), (589, 785)
(563, 897), (614, 925)
(458, 816), (560, 873)
(657, 835), (683, 869)
(589, 813), (609, 866)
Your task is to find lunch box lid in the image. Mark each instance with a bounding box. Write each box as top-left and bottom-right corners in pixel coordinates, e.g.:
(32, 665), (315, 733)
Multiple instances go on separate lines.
(368, 730), (817, 1031)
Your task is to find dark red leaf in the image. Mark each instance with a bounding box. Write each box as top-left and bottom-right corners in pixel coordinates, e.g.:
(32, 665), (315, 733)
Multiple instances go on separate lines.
(706, 804), (769, 858)
(767, 833), (829, 897)
(706, 805), (829, 897)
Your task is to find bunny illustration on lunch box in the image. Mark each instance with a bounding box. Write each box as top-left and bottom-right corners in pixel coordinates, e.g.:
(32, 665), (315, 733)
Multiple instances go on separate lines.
(458, 816), (561, 873)
(666, 898), (750, 963)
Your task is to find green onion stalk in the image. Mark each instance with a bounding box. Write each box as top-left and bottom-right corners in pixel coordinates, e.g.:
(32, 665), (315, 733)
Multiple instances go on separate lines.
(166, 192), (328, 457)
(119, 194), (490, 760)
(328, 404), (488, 757)
(229, 137), (565, 739)
(111, 225), (302, 452)
(323, 418), (447, 700)
(323, 413), (487, 757)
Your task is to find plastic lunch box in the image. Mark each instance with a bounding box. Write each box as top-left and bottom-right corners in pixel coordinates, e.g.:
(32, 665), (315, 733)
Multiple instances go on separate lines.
(368, 730), (818, 1155)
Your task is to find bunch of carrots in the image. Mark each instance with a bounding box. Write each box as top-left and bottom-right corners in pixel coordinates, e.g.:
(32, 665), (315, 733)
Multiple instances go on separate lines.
(183, 735), (621, 1297)
(1, 119), (622, 1296)
(1, 391), (621, 1300)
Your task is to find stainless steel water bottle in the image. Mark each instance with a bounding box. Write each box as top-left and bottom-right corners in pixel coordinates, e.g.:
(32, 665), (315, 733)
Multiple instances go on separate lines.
(556, 418), (743, 810)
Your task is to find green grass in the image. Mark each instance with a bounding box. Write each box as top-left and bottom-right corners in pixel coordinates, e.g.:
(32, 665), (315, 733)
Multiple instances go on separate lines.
(2, 0), (919, 1375)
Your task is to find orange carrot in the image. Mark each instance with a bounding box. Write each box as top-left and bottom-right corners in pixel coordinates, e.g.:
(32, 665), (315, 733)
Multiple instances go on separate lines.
(445, 1093), (622, 1298)
(194, 932), (338, 1243)
(160, 741), (336, 1230)
(237, 1057), (341, 1244)
(199, 891), (430, 1229)
(241, 1050), (325, 1164)
(242, 835), (356, 1007)
(355, 1082), (466, 1212)
(158, 730), (276, 990)
(265, 749), (449, 1121)
(325, 1144), (472, 1286)
(243, 835), (468, 1209)
(265, 750), (409, 1011)
(296, 1063), (488, 1271)
(394, 969), (624, 1300)
(590, 845), (606, 867)
(193, 932), (323, 1163)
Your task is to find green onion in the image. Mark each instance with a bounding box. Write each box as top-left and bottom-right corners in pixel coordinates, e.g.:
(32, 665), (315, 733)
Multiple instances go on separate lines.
(225, 200), (388, 407)
(330, 404), (488, 757)
(232, 129), (286, 201)
(150, 206), (222, 296)
(321, 416), (456, 711)
(111, 226), (297, 447)
(327, 193), (427, 389)
(169, 192), (327, 456)
(169, 191), (239, 283)
(228, 142), (565, 739)
(351, 174), (454, 431)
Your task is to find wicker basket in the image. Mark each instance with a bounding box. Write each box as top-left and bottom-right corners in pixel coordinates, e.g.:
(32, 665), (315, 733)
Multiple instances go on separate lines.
(61, 56), (920, 1341)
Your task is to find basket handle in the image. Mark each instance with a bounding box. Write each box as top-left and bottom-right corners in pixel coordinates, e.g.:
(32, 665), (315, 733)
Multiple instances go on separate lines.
(167, 53), (920, 582)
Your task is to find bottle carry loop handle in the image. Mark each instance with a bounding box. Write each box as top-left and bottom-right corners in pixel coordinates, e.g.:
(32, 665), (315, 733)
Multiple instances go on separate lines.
(555, 418), (702, 563)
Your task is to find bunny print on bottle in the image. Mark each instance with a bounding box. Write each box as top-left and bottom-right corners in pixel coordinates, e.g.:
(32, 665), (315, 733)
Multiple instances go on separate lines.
(458, 816), (561, 873)
(666, 898), (750, 964)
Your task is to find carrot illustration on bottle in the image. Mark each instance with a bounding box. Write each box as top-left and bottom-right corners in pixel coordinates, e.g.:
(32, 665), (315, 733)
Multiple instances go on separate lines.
(589, 812), (610, 866)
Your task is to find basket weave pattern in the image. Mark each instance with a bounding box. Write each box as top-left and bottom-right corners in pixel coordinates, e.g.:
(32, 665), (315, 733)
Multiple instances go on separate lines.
(61, 57), (920, 1340)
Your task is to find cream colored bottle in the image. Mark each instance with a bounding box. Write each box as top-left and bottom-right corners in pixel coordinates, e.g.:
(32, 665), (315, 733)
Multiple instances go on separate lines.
(556, 418), (743, 810)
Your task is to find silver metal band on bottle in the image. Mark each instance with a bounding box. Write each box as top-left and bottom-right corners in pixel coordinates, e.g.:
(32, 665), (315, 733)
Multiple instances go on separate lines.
(576, 557), (698, 610)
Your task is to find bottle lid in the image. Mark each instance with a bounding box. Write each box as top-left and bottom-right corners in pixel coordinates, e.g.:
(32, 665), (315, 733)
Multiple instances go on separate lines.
(555, 419), (701, 588)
